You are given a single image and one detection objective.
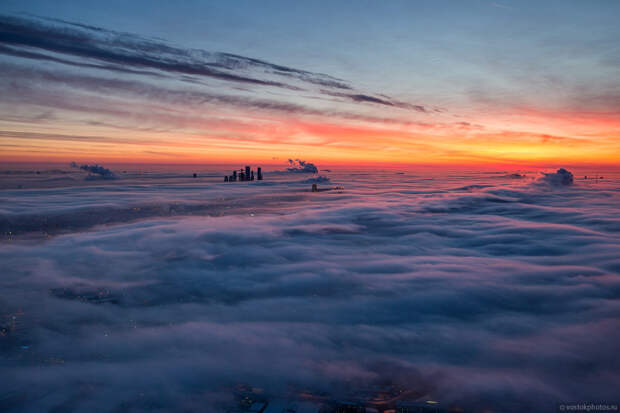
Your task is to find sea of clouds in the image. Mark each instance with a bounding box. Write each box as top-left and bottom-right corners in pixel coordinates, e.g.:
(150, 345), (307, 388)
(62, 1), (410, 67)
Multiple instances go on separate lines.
(1, 168), (619, 412)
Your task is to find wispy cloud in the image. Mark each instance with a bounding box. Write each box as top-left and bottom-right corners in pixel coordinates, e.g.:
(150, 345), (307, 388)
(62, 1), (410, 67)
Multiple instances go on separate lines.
(0, 14), (353, 91)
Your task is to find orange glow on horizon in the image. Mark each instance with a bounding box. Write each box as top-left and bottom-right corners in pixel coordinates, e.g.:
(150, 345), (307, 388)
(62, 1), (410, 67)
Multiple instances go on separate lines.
(1, 103), (619, 167)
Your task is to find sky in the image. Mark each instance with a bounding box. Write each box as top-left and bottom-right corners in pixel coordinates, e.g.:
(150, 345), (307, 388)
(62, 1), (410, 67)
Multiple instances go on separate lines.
(1, 0), (619, 166)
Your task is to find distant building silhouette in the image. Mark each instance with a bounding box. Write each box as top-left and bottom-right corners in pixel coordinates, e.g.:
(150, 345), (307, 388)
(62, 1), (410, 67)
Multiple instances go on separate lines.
(225, 165), (263, 183)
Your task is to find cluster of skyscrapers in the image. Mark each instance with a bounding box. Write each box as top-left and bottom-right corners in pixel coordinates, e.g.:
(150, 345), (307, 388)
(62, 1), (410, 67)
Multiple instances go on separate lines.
(225, 166), (263, 182)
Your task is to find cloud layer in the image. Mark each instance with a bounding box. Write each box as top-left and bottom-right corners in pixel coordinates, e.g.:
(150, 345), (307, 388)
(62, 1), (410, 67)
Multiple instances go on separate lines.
(1, 168), (619, 412)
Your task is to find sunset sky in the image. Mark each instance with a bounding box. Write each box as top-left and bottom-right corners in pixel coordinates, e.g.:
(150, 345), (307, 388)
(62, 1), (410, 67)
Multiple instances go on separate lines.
(1, 0), (619, 166)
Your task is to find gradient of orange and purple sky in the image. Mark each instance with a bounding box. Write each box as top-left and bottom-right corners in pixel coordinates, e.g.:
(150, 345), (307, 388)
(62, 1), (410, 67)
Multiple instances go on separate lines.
(1, 1), (619, 167)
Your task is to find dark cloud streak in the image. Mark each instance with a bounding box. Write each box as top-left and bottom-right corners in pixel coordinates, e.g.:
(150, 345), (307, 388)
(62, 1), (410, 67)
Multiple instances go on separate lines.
(0, 14), (344, 91)
(0, 14), (438, 116)
(323, 91), (428, 112)
(0, 62), (440, 129)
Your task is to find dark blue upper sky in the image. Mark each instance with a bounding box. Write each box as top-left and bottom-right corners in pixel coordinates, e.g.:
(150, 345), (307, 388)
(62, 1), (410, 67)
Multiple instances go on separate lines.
(4, 0), (619, 101)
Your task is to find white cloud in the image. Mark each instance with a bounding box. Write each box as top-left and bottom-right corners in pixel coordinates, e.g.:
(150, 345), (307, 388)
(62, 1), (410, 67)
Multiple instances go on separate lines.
(1, 170), (619, 411)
